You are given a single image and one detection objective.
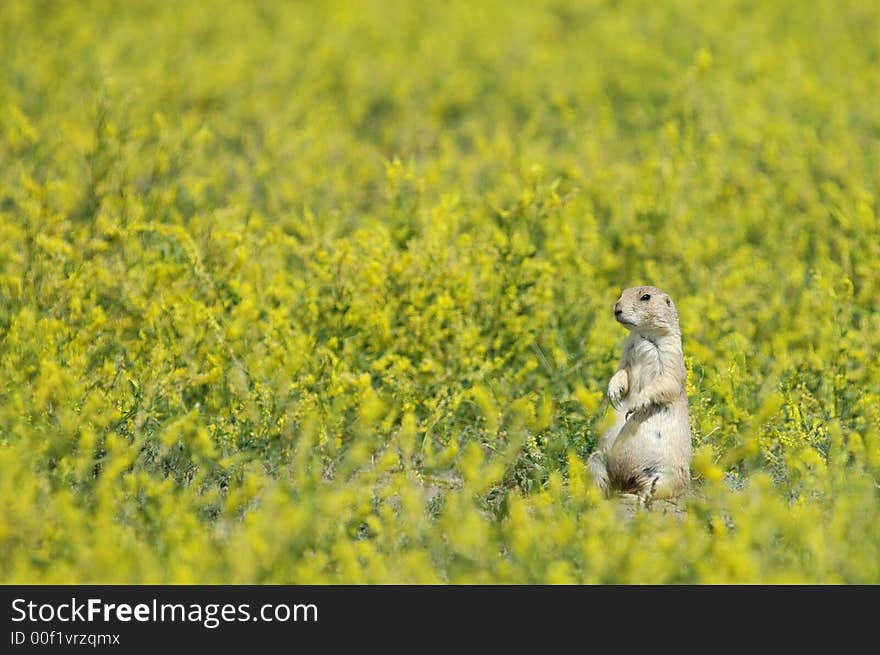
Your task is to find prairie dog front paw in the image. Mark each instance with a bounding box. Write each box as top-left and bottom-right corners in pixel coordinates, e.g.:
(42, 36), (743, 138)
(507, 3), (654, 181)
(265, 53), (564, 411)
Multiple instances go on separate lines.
(625, 398), (658, 421)
(607, 370), (629, 410)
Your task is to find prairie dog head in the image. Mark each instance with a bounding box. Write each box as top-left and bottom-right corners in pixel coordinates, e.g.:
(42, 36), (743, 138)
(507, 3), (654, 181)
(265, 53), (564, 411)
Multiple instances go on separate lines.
(612, 285), (680, 335)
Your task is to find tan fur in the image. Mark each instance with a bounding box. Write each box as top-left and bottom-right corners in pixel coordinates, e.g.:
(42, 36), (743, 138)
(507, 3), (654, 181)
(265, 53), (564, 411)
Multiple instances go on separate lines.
(588, 286), (692, 501)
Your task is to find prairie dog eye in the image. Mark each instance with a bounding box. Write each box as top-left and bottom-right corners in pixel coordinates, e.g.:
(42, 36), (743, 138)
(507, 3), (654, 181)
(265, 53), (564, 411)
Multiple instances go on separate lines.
(640, 293), (651, 301)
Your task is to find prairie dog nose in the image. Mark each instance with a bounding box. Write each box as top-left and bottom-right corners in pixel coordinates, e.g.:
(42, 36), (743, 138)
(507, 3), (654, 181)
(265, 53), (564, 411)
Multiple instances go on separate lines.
(613, 302), (622, 316)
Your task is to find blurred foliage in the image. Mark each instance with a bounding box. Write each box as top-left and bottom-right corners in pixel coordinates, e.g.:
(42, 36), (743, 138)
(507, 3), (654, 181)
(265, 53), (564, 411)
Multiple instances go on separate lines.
(0, 0), (878, 583)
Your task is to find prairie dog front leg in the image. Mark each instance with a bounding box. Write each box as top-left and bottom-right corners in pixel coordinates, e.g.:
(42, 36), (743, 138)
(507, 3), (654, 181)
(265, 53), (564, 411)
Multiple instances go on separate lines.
(607, 368), (629, 410)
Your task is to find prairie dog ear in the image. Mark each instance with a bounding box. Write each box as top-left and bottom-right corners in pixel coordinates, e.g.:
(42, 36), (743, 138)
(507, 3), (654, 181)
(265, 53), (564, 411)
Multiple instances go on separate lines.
(665, 296), (671, 307)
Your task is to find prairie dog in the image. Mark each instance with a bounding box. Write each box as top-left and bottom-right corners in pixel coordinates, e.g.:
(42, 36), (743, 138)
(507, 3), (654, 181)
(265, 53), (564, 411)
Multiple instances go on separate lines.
(588, 286), (692, 500)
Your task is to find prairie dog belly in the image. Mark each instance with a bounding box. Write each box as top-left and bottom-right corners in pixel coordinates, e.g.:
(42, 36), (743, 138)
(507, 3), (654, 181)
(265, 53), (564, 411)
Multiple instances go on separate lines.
(604, 398), (690, 483)
(599, 403), (690, 498)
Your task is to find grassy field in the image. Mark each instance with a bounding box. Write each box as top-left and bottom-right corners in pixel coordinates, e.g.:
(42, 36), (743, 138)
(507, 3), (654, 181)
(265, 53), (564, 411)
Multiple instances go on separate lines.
(1, 0), (878, 583)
